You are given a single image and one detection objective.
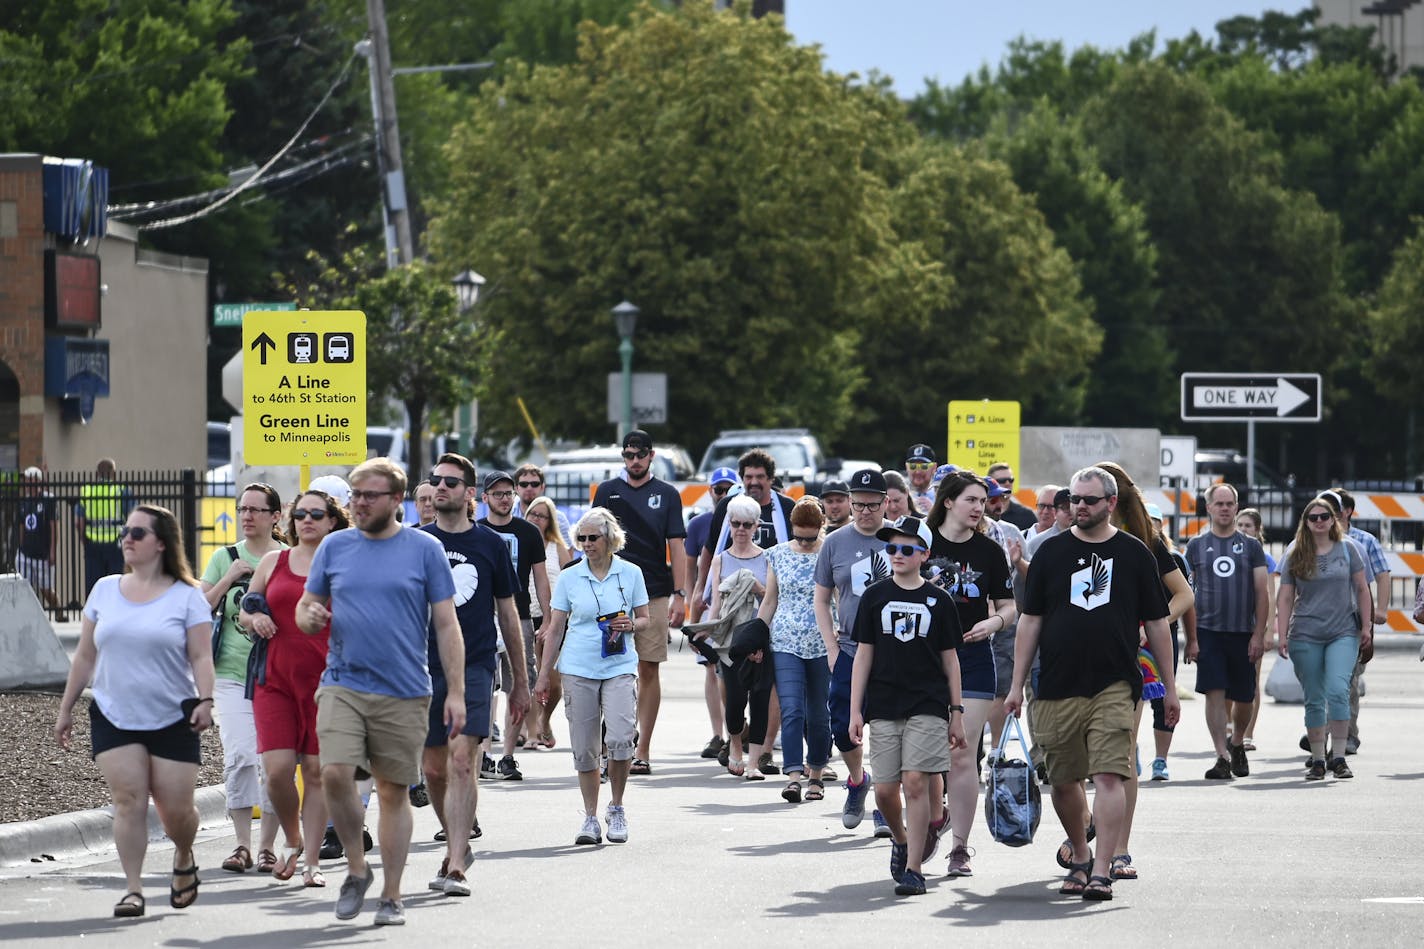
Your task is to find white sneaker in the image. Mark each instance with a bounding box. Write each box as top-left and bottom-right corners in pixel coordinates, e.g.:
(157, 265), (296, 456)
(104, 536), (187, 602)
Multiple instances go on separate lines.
(575, 814), (602, 845)
(605, 805), (629, 843)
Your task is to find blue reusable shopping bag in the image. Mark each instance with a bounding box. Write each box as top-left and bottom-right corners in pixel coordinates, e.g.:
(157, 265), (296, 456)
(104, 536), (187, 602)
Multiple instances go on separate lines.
(983, 714), (1041, 847)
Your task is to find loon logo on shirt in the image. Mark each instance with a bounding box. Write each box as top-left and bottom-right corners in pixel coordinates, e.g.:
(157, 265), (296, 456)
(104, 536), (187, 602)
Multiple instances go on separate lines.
(882, 601), (932, 642)
(648, 494), (662, 509)
(850, 549), (891, 596)
(1071, 553), (1113, 611)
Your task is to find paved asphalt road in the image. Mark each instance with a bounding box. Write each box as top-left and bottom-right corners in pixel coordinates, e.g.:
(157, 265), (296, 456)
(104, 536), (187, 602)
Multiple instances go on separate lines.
(3, 639), (1423, 945)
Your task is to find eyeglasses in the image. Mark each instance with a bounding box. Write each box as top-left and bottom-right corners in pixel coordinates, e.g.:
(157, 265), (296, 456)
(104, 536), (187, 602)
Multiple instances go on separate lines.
(576, 533), (604, 543)
(527, 510), (549, 520)
(428, 474), (468, 488)
(1069, 495), (1107, 506)
(292, 508), (328, 521)
(236, 506), (276, 515)
(516, 480), (542, 489)
(621, 449), (650, 461)
(994, 476), (1014, 487)
(486, 490), (514, 500)
(851, 500), (883, 512)
(1036, 503), (1056, 511)
(884, 543), (927, 556)
(906, 462), (934, 471)
(1306, 512), (1333, 523)
(119, 525), (152, 541)
(793, 534), (820, 545)
(730, 519), (758, 530)
(349, 489), (398, 503)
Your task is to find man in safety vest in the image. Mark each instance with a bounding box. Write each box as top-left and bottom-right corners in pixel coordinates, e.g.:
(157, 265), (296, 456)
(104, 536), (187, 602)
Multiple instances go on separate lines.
(75, 457), (129, 596)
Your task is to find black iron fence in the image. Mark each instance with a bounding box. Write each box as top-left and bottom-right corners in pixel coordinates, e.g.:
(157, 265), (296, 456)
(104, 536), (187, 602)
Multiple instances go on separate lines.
(0, 469), (200, 618)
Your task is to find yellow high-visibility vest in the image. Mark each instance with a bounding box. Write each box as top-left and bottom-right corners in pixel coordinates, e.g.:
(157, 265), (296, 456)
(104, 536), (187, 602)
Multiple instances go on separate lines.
(80, 483), (123, 541)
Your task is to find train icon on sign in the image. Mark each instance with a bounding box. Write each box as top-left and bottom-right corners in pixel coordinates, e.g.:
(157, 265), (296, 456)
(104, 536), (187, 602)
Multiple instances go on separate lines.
(289, 333), (316, 363)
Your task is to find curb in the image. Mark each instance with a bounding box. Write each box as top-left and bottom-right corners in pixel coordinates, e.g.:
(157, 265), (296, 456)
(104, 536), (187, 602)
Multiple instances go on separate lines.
(0, 785), (229, 868)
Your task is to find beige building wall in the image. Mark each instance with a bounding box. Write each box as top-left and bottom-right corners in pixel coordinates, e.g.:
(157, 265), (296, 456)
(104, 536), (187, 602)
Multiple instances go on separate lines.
(42, 221), (207, 471)
(1315, 0), (1424, 72)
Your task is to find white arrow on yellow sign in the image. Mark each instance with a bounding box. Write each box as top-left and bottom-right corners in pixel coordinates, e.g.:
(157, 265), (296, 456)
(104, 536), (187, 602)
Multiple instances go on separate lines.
(243, 310), (367, 466)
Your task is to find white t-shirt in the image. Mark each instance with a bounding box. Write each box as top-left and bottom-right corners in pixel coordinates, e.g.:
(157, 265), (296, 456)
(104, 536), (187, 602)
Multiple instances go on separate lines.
(84, 576), (213, 730)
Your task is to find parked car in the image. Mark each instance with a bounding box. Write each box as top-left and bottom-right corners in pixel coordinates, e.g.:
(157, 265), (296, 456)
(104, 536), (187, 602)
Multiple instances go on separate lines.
(695, 428), (838, 485)
(207, 421), (231, 470)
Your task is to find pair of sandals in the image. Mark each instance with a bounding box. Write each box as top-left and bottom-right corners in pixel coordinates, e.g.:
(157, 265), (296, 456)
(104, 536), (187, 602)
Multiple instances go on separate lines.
(1060, 858), (1113, 901)
(111, 866), (201, 917)
(781, 776), (826, 803)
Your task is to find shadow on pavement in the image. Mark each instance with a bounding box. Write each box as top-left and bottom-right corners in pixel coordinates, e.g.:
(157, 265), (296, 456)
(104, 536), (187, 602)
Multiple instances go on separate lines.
(932, 878), (1130, 923)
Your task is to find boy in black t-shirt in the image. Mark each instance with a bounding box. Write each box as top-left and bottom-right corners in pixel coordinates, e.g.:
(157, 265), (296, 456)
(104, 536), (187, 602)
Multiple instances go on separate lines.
(850, 516), (966, 896)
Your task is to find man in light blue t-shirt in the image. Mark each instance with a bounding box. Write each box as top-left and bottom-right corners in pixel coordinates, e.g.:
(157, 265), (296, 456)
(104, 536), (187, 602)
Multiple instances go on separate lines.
(299, 458), (467, 926)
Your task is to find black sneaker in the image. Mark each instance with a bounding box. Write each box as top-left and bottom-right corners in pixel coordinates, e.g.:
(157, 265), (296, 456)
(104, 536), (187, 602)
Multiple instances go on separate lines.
(362, 827), (373, 853)
(701, 736), (726, 759)
(1204, 756), (1234, 780)
(758, 752), (780, 775)
(1329, 757), (1354, 779)
(1229, 742), (1249, 778)
(1306, 758), (1327, 781)
(1298, 734), (1311, 752)
(479, 753), (497, 780)
(497, 754), (523, 781)
(409, 782), (430, 807)
(717, 744), (731, 768)
(320, 826), (343, 860)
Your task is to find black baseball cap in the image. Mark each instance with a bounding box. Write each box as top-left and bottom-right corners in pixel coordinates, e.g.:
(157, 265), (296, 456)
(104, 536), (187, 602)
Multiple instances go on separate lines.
(483, 470), (514, 491)
(848, 468), (887, 495)
(906, 444), (936, 465)
(1053, 488), (1072, 509)
(820, 479), (851, 498)
(623, 430), (653, 451)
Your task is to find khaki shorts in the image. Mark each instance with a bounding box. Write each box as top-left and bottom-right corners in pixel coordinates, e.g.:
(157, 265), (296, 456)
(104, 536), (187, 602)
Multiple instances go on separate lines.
(634, 597), (669, 663)
(316, 685), (430, 786)
(867, 714), (952, 784)
(1033, 681), (1135, 785)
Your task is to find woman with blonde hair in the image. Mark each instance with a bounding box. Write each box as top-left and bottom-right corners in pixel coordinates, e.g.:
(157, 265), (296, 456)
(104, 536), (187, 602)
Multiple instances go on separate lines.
(524, 495), (572, 748)
(1277, 497), (1371, 780)
(54, 505), (214, 917)
(535, 507), (649, 845)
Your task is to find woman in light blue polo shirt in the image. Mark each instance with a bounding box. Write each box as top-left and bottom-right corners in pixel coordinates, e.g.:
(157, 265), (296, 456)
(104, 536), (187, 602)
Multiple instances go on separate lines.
(535, 507), (649, 847)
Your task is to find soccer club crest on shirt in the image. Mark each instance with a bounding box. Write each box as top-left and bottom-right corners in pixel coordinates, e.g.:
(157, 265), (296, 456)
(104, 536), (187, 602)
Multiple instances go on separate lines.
(1070, 553), (1113, 611)
(648, 494), (661, 509)
(883, 601), (932, 642)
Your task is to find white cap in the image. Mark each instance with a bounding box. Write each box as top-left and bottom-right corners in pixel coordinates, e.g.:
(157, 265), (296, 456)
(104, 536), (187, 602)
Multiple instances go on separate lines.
(22, 466), (43, 479)
(307, 474), (351, 507)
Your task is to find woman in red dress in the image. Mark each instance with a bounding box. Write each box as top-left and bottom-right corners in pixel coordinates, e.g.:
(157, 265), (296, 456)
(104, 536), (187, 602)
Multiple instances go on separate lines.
(240, 489), (349, 886)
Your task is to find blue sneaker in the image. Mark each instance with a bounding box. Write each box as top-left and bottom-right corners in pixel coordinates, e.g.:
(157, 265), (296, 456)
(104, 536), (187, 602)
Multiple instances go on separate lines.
(889, 840), (907, 884)
(1150, 757), (1169, 782)
(894, 867), (926, 896)
(872, 809), (893, 839)
(842, 770), (871, 829)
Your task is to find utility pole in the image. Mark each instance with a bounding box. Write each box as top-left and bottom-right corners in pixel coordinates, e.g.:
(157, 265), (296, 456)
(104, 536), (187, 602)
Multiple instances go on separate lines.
(365, 0), (413, 266)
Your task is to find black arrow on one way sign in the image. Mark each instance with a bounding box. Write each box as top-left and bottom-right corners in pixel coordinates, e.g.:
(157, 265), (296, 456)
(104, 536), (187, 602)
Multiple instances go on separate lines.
(250, 332), (277, 365)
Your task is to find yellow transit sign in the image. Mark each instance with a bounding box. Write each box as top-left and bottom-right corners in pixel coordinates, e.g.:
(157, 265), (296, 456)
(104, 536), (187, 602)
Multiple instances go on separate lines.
(946, 400), (1021, 476)
(242, 310), (367, 466)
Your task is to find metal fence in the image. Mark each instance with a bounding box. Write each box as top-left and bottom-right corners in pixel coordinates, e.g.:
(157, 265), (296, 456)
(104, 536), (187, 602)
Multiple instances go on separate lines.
(0, 469), (200, 618)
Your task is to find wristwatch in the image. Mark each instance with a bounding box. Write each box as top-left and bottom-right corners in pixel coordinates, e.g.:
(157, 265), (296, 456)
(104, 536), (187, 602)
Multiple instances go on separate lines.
(949, 704), (965, 714)
(672, 589), (685, 597)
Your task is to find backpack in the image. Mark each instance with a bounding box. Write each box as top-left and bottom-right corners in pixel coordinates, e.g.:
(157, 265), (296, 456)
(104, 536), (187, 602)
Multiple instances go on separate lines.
(983, 714), (1042, 847)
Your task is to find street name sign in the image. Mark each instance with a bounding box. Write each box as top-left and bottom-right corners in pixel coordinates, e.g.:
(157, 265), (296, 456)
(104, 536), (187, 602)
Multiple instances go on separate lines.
(213, 300), (295, 328)
(1179, 373), (1321, 423)
(242, 310), (366, 465)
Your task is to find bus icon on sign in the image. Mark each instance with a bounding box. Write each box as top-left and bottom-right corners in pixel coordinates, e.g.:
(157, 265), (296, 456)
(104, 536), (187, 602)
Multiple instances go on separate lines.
(325, 333), (353, 363)
(289, 333), (316, 363)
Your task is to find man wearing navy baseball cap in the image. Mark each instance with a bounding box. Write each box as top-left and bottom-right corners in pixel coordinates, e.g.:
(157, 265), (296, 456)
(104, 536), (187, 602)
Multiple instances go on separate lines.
(905, 445), (937, 515)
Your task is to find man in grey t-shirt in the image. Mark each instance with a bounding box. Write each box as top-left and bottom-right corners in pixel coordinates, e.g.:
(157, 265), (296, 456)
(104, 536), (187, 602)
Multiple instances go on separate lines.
(1184, 483), (1268, 781)
(814, 468), (890, 831)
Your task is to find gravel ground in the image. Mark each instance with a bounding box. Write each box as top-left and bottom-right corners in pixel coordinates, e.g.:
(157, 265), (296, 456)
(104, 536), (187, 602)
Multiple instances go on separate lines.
(0, 693), (226, 825)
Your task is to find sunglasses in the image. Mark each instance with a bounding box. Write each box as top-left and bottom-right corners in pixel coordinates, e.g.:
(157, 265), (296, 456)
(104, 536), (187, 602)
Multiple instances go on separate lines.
(576, 533), (604, 543)
(884, 543), (927, 556)
(119, 525), (152, 541)
(711, 484), (731, 496)
(621, 449), (650, 460)
(1306, 512), (1334, 523)
(292, 508), (328, 521)
(793, 534), (820, 545)
(428, 474), (468, 488)
(517, 480), (542, 489)
(1069, 495), (1107, 506)
(730, 519), (758, 530)
(350, 489), (398, 503)
(906, 461), (934, 471)
(851, 500), (883, 512)
(994, 476), (1014, 486)
(236, 505), (276, 515)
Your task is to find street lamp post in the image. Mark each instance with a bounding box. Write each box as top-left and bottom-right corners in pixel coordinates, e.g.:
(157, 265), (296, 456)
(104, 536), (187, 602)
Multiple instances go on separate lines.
(612, 300), (640, 440)
(453, 269), (486, 453)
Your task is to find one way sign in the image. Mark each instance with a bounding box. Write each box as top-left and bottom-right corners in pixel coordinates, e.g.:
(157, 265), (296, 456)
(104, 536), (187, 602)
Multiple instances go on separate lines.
(1180, 372), (1321, 423)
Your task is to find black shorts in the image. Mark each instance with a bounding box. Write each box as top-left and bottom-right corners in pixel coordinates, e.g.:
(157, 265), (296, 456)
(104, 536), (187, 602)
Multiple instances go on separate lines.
(1193, 628), (1256, 703)
(88, 701), (202, 764)
(426, 663), (496, 747)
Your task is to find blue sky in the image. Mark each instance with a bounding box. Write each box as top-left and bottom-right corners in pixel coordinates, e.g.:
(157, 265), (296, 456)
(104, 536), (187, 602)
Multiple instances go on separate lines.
(786, 1), (1285, 95)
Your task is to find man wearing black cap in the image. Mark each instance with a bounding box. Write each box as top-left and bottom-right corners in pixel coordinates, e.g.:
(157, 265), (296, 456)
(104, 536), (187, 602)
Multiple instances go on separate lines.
(479, 471), (550, 780)
(593, 430), (688, 775)
(820, 480), (852, 532)
(905, 445), (937, 515)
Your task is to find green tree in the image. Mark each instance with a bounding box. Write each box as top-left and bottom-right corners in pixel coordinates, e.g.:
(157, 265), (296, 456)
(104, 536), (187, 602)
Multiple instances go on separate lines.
(978, 104), (1165, 426)
(426, 1), (930, 452)
(1366, 220), (1424, 473)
